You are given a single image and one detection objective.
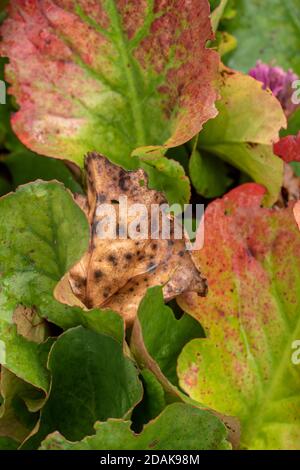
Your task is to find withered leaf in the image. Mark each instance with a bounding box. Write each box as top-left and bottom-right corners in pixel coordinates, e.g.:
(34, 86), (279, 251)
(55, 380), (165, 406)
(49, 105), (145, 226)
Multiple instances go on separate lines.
(56, 153), (207, 324)
(12, 306), (50, 344)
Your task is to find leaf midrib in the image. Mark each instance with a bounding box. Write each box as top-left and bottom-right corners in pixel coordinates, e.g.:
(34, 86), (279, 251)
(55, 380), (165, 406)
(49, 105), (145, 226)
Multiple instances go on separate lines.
(105, 2), (147, 147)
(52, 2), (149, 149)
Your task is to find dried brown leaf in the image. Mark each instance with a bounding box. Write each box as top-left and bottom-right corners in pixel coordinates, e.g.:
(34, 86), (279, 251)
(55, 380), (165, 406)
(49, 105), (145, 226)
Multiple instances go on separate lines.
(56, 153), (207, 324)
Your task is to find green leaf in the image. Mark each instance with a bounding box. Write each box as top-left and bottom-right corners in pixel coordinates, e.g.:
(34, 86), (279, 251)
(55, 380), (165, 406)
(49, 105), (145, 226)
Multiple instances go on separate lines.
(0, 323), (53, 392)
(133, 146), (191, 206)
(0, 180), (88, 327)
(24, 326), (143, 448)
(131, 290), (240, 448)
(166, 146), (190, 175)
(198, 67), (286, 205)
(40, 403), (231, 450)
(178, 183), (300, 449)
(290, 162), (300, 177)
(4, 150), (83, 194)
(281, 108), (300, 137)
(0, 180), (124, 340)
(0, 436), (19, 450)
(212, 31), (237, 58)
(0, 0), (218, 168)
(225, 0), (300, 74)
(131, 287), (204, 387)
(0, 368), (42, 443)
(189, 148), (233, 198)
(0, 181), (89, 298)
(131, 369), (166, 432)
(210, 0), (229, 32)
(208, 1), (237, 57)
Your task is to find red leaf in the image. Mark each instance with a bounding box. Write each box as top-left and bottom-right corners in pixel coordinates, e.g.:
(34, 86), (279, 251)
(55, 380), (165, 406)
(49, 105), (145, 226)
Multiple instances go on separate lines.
(274, 132), (300, 163)
(0, 0), (219, 167)
(178, 183), (300, 449)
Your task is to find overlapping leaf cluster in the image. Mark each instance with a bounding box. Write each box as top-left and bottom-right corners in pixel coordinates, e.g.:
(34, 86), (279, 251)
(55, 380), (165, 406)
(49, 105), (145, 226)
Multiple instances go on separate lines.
(0, 0), (299, 451)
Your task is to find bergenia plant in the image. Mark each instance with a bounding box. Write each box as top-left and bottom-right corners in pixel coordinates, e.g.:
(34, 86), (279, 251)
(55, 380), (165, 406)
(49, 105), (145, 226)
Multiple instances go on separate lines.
(0, 0), (299, 454)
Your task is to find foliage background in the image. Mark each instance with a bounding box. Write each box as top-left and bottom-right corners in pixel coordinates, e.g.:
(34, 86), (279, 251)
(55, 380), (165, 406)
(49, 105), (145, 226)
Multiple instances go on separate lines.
(0, 0), (299, 451)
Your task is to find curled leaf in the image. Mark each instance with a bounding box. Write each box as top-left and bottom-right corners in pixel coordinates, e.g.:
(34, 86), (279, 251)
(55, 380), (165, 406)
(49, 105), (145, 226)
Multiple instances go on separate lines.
(0, 368), (41, 443)
(39, 403), (231, 450)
